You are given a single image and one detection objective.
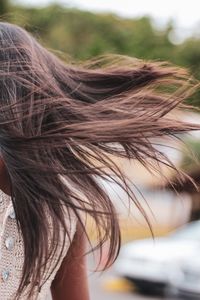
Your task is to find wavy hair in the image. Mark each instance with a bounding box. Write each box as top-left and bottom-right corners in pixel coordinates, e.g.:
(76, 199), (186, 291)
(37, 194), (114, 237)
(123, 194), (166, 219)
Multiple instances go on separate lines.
(0, 22), (199, 299)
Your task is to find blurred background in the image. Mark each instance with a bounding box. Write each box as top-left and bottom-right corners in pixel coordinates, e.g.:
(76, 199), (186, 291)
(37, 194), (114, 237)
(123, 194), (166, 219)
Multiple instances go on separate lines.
(2, 0), (200, 299)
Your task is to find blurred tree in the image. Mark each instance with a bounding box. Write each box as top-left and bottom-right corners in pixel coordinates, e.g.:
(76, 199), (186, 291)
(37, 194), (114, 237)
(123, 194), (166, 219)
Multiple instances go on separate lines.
(157, 139), (200, 222)
(9, 4), (176, 60)
(179, 139), (200, 222)
(181, 140), (200, 172)
(1, 2), (200, 107)
(0, 0), (9, 16)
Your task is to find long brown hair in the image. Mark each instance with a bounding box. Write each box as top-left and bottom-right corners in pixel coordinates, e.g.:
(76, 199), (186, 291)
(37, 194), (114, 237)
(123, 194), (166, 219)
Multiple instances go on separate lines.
(0, 22), (199, 299)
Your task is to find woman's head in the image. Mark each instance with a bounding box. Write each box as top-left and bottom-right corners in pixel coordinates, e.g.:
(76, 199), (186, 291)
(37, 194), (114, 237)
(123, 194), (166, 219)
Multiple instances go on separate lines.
(0, 22), (199, 299)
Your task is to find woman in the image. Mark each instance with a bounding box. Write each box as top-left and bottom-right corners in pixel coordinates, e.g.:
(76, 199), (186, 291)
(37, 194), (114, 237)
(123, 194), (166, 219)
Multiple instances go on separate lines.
(0, 22), (198, 300)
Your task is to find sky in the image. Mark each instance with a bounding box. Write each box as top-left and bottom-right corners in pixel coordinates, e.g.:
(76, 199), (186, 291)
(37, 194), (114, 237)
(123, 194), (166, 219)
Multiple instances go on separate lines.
(13, 0), (200, 43)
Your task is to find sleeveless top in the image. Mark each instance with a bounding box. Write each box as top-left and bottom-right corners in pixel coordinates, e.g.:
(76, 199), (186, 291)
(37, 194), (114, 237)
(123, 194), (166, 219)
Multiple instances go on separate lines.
(0, 189), (77, 300)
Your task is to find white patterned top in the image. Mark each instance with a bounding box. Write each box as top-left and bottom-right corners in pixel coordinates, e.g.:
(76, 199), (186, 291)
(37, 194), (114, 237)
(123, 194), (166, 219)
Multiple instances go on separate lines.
(0, 189), (77, 300)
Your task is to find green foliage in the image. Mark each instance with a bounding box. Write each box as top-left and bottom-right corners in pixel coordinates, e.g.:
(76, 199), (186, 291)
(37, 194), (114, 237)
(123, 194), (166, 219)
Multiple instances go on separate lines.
(181, 139), (200, 172)
(7, 4), (177, 60)
(0, 0), (10, 16)
(1, 1), (200, 106)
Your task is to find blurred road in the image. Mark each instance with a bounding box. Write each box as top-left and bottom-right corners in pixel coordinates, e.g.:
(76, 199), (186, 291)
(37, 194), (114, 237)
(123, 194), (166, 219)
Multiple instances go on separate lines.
(89, 271), (162, 300)
(47, 257), (177, 300)
(47, 267), (165, 300)
(88, 256), (178, 300)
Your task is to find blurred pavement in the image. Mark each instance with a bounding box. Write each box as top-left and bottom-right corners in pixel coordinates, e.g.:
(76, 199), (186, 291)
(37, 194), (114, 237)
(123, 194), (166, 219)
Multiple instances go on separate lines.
(89, 270), (162, 300)
(47, 256), (178, 300)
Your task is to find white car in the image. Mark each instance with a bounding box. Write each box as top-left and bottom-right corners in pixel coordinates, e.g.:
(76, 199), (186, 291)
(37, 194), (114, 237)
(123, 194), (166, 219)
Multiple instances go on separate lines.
(114, 221), (200, 294)
(168, 255), (200, 298)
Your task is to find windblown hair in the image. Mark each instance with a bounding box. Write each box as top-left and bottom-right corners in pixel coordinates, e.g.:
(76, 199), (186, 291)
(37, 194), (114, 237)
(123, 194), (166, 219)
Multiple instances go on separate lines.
(0, 22), (199, 299)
